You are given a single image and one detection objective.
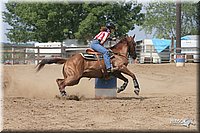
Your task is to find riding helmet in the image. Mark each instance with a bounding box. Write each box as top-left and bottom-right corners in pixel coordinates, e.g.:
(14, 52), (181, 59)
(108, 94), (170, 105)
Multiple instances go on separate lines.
(106, 22), (116, 30)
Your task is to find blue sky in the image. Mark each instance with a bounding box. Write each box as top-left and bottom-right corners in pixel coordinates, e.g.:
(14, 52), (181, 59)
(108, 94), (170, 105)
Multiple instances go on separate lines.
(0, 0), (9, 42)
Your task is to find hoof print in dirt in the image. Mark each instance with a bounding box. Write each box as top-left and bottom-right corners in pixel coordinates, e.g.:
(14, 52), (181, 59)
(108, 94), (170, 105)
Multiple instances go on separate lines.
(68, 95), (80, 101)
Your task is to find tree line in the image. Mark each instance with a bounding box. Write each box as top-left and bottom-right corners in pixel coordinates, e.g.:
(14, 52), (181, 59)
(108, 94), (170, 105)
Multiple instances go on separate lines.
(141, 1), (199, 39)
(3, 1), (199, 44)
(3, 1), (144, 43)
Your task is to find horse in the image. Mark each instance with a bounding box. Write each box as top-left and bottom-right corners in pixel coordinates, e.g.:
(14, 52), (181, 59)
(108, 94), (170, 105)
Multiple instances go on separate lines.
(36, 35), (140, 97)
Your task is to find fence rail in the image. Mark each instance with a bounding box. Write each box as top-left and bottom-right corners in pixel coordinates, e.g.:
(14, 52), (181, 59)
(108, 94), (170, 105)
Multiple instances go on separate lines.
(2, 45), (89, 65)
(1, 44), (199, 65)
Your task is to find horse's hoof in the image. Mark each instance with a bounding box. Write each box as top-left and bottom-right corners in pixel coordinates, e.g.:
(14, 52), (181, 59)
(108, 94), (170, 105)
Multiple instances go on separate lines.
(60, 91), (67, 97)
(134, 88), (140, 95)
(117, 89), (122, 93)
(117, 87), (124, 93)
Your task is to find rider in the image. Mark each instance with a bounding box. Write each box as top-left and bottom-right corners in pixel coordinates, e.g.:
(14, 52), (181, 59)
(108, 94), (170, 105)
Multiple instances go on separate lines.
(90, 22), (116, 73)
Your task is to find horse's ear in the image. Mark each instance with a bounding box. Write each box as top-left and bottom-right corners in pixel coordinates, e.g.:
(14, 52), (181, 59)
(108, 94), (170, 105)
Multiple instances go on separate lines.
(128, 34), (135, 40)
(133, 34), (135, 39)
(127, 36), (132, 41)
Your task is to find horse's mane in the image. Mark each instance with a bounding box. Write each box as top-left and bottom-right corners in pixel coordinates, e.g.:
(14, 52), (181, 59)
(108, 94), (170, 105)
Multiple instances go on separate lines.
(110, 37), (128, 50)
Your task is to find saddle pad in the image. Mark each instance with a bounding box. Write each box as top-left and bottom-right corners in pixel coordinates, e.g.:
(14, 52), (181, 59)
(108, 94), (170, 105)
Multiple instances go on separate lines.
(80, 53), (103, 61)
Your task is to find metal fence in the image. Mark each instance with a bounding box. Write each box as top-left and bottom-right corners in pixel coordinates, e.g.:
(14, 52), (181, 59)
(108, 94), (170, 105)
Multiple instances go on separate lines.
(1, 44), (199, 65)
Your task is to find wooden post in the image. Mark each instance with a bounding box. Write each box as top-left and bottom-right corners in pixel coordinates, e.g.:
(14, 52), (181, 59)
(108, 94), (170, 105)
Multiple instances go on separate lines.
(170, 36), (174, 63)
(11, 47), (14, 65)
(176, 1), (181, 54)
(37, 46), (40, 65)
(175, 1), (185, 67)
(61, 42), (65, 58)
(23, 48), (26, 64)
(150, 45), (153, 63)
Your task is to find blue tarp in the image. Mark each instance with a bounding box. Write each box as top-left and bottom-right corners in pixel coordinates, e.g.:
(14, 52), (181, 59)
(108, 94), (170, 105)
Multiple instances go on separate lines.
(151, 35), (198, 53)
(181, 35), (198, 40)
(152, 39), (171, 53)
(181, 36), (190, 40)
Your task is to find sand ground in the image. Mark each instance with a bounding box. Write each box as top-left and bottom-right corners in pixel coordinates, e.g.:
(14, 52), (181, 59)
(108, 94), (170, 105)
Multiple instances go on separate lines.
(2, 63), (198, 131)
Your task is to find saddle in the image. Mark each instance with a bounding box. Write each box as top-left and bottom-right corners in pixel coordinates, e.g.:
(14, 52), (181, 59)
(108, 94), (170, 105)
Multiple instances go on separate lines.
(80, 48), (114, 61)
(80, 48), (104, 60)
(80, 48), (115, 79)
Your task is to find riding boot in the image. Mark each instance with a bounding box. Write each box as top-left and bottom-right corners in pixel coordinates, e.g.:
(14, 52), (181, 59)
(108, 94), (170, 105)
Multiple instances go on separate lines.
(105, 68), (112, 80)
(106, 68), (111, 73)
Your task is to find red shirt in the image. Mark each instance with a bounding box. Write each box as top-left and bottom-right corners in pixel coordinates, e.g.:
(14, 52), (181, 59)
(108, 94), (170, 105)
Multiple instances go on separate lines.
(94, 31), (110, 45)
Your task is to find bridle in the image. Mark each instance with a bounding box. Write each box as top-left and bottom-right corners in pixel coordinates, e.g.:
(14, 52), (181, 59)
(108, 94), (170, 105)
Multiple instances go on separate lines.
(110, 39), (136, 60)
(127, 39), (137, 59)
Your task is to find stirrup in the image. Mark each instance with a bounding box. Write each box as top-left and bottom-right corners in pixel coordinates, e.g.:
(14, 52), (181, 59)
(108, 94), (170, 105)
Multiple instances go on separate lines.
(106, 67), (116, 73)
(106, 68), (112, 73)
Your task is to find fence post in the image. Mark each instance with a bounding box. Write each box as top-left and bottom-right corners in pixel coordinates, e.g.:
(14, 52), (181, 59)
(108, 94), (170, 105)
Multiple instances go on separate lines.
(11, 47), (14, 65)
(37, 46), (40, 64)
(170, 36), (174, 63)
(61, 42), (65, 58)
(23, 48), (26, 64)
(176, 1), (181, 54)
(150, 45), (153, 63)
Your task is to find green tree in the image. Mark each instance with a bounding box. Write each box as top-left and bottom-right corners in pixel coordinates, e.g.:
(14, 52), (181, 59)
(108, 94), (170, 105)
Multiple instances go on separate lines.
(3, 2), (87, 42)
(141, 1), (199, 39)
(3, 2), (144, 43)
(75, 2), (144, 42)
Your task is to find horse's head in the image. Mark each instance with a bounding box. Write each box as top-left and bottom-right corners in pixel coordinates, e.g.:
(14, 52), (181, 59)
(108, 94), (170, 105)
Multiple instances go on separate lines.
(126, 35), (137, 60)
(111, 35), (137, 60)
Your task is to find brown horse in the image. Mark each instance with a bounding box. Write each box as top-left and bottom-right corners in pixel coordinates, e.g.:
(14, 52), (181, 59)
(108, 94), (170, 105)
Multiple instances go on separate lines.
(36, 35), (140, 97)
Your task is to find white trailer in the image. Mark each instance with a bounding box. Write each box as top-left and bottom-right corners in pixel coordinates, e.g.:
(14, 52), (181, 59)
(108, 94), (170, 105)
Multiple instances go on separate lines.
(181, 35), (199, 62)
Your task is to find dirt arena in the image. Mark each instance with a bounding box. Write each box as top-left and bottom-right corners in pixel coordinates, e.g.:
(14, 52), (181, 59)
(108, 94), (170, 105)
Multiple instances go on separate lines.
(2, 63), (198, 131)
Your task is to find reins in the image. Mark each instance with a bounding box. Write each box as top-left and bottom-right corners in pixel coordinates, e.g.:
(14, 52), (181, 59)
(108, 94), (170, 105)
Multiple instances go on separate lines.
(109, 38), (133, 60)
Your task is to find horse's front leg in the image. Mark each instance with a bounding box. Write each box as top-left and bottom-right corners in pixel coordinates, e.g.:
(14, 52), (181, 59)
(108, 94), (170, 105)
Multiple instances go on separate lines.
(113, 72), (128, 93)
(118, 65), (140, 95)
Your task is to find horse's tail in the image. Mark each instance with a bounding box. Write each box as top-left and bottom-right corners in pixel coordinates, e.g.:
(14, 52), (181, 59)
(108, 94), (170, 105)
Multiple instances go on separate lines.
(36, 58), (67, 72)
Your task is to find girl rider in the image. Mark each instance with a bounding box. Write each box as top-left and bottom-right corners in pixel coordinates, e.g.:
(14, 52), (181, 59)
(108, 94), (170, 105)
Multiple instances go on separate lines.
(90, 22), (116, 74)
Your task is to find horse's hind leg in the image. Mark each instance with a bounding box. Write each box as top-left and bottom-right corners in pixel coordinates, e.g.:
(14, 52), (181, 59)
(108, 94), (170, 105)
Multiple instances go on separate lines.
(56, 77), (81, 96)
(56, 79), (66, 96)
